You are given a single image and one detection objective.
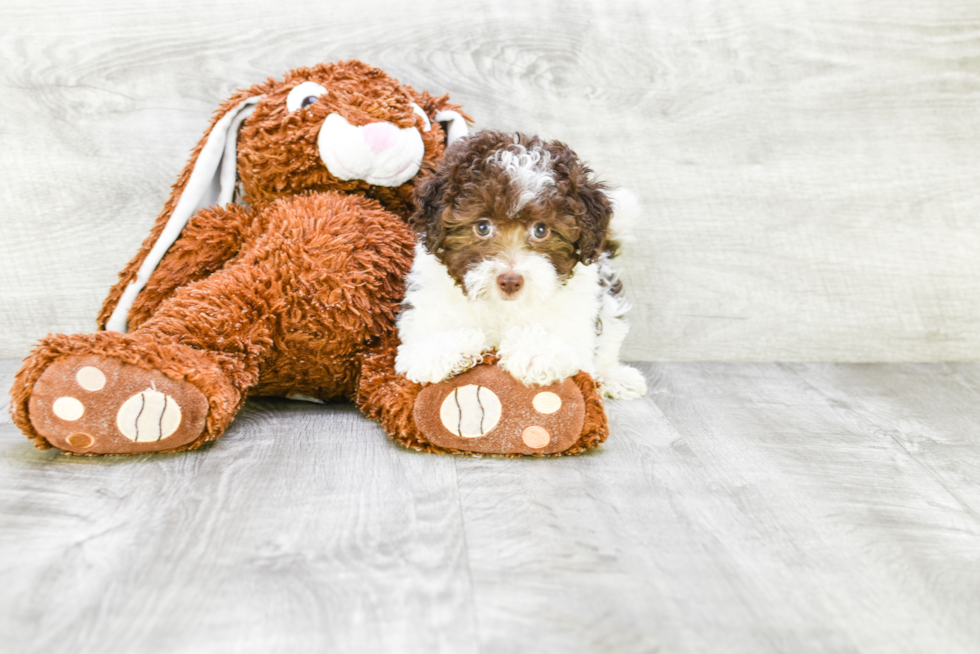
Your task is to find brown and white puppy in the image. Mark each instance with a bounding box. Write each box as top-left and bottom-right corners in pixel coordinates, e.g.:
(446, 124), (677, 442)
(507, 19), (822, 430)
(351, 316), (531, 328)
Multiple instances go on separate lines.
(395, 130), (647, 398)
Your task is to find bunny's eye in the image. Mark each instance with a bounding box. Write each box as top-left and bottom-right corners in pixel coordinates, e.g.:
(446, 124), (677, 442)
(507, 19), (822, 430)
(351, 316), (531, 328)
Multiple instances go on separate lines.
(287, 82), (328, 112)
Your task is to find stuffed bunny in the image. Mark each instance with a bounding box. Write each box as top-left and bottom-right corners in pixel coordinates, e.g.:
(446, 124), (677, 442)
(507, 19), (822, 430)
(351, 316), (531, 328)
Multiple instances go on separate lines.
(10, 60), (608, 456)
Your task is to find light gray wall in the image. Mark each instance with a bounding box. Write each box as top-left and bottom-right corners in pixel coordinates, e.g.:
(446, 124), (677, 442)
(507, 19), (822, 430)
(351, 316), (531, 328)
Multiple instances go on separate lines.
(1, 0), (978, 361)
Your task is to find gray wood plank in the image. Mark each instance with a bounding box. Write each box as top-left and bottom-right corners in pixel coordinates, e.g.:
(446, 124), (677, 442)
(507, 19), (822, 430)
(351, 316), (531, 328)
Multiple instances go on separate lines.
(638, 362), (980, 654)
(2, 0), (980, 361)
(788, 362), (980, 517)
(439, 362), (980, 653)
(4, 359), (980, 653)
(0, 362), (477, 654)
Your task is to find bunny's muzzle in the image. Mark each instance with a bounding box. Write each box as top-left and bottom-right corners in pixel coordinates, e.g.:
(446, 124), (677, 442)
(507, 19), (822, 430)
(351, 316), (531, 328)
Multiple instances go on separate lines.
(317, 113), (425, 187)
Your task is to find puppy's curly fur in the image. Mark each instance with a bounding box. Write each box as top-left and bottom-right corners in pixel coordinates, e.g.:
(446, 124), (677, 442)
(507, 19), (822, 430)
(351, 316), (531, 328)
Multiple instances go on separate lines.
(396, 130), (647, 399)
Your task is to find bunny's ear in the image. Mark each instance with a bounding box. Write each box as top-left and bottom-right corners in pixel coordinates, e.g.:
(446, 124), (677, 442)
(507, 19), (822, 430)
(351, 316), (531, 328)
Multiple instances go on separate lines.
(405, 89), (471, 148)
(433, 110), (469, 147)
(100, 94), (263, 333)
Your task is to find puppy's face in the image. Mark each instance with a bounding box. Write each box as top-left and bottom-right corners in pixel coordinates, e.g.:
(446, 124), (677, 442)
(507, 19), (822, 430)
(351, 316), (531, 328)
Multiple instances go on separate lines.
(412, 130), (614, 304)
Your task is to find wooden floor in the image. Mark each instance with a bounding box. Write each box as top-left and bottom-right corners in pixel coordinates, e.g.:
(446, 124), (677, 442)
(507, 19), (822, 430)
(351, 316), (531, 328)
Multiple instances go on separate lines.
(2, 358), (979, 654)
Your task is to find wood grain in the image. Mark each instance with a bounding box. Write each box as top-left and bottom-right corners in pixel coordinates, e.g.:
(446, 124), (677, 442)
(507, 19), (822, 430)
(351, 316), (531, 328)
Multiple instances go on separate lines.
(1, 0), (978, 360)
(788, 362), (980, 516)
(639, 362), (980, 653)
(3, 358), (980, 652)
(0, 366), (476, 653)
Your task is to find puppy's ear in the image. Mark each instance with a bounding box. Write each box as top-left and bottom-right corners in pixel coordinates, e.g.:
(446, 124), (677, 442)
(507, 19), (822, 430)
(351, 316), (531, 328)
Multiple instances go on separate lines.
(410, 162), (452, 256)
(571, 165), (613, 265)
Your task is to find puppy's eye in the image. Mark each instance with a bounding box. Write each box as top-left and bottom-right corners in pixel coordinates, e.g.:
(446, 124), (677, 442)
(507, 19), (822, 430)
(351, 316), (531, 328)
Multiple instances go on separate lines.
(474, 220), (493, 238)
(530, 222), (550, 240)
(286, 82), (328, 112)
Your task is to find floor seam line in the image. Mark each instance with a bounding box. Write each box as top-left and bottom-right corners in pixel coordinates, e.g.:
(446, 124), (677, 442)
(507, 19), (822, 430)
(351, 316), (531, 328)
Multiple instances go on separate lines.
(453, 456), (483, 654)
(783, 363), (980, 525)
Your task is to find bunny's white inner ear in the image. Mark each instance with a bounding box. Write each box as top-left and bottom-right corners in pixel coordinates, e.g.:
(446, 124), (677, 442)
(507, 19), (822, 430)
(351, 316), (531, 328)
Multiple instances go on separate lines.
(105, 95), (263, 333)
(410, 103), (431, 132)
(434, 110), (469, 147)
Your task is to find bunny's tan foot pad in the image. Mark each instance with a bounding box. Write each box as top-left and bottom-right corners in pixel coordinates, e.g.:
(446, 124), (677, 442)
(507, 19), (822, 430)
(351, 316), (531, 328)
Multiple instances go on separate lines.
(414, 363), (586, 455)
(28, 355), (209, 455)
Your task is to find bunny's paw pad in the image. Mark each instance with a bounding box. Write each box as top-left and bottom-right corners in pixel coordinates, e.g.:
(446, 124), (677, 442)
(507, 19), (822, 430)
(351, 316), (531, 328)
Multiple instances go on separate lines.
(414, 363), (585, 455)
(28, 355), (209, 454)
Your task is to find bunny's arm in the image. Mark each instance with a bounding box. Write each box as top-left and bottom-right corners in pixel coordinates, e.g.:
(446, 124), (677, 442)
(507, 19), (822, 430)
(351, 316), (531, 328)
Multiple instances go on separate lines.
(97, 203), (254, 331)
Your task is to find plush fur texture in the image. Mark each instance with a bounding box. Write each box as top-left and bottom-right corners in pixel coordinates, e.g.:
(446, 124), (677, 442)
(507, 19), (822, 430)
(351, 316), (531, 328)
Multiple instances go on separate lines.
(396, 130), (647, 399)
(10, 62), (612, 457)
(96, 61), (462, 332)
(13, 62), (449, 452)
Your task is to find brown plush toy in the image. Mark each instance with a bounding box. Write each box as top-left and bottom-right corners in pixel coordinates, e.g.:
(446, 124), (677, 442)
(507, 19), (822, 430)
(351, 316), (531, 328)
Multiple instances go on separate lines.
(9, 60), (608, 456)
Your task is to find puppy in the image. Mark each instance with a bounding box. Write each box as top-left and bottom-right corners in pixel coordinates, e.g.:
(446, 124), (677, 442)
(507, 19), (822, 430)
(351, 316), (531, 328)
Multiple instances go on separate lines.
(395, 130), (647, 399)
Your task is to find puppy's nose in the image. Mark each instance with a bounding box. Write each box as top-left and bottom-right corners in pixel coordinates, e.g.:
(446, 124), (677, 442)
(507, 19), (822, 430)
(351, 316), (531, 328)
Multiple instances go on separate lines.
(497, 272), (524, 296)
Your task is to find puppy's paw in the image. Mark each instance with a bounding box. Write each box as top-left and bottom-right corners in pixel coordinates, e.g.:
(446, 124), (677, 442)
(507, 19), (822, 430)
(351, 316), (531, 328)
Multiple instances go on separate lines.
(396, 329), (491, 384)
(597, 364), (648, 400)
(498, 325), (584, 387)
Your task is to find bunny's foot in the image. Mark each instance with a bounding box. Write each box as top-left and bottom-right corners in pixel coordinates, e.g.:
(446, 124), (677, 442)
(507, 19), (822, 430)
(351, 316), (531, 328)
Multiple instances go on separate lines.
(22, 354), (210, 455)
(413, 363), (607, 456)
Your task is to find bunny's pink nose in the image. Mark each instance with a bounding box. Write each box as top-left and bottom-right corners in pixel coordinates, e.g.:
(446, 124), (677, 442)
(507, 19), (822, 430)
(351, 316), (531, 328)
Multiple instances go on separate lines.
(362, 122), (400, 154)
